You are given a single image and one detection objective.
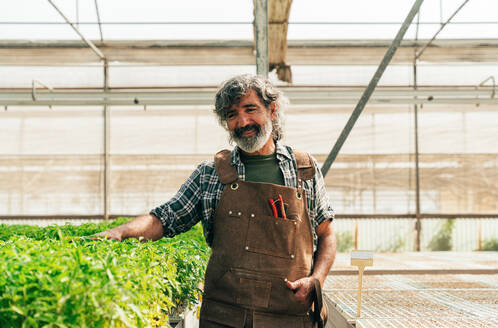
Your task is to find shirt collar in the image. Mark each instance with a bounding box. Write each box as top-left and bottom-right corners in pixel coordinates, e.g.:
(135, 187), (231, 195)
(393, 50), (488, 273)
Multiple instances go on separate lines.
(231, 140), (292, 166)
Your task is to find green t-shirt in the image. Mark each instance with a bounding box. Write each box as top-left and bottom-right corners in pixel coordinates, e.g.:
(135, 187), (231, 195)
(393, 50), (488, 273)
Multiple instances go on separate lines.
(240, 151), (285, 186)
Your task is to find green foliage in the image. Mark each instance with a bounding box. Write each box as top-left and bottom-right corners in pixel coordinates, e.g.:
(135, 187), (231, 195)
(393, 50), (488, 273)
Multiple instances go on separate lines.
(0, 218), (209, 328)
(427, 219), (455, 251)
(0, 217), (132, 241)
(481, 238), (498, 251)
(376, 235), (406, 253)
(336, 231), (353, 252)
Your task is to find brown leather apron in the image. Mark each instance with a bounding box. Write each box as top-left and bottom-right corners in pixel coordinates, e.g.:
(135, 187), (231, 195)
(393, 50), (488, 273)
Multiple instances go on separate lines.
(199, 149), (316, 328)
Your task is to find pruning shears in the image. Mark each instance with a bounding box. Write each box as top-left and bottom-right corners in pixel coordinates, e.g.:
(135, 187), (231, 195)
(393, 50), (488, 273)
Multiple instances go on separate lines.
(268, 194), (287, 219)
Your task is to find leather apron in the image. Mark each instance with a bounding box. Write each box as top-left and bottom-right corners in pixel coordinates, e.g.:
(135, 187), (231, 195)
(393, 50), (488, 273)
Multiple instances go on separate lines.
(199, 149), (316, 328)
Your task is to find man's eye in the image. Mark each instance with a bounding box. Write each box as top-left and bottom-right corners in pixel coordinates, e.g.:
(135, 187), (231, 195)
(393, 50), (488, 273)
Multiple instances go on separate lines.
(227, 112), (236, 119)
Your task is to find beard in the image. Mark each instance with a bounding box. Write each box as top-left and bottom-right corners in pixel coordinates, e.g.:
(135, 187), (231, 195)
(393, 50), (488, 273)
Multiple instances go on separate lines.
(230, 116), (273, 153)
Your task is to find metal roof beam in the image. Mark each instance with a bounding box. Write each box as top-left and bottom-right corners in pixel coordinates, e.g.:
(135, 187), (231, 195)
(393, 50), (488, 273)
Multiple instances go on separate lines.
(47, 0), (105, 61)
(321, 0), (424, 177)
(1, 87), (496, 106)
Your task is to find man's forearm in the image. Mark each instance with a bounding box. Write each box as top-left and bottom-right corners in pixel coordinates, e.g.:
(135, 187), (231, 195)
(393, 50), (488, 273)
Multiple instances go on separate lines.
(285, 221), (336, 305)
(311, 221), (337, 286)
(96, 214), (164, 241)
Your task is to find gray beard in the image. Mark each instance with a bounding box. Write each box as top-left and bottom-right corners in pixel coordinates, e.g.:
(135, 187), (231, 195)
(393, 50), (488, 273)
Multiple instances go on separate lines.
(230, 118), (273, 153)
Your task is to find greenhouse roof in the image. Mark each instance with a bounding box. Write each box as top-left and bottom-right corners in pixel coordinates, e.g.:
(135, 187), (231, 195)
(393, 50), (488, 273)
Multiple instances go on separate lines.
(1, 0), (498, 41)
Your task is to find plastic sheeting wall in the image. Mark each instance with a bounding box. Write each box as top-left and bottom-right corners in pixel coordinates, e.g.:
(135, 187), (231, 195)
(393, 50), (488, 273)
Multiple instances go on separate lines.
(1, 103), (497, 216)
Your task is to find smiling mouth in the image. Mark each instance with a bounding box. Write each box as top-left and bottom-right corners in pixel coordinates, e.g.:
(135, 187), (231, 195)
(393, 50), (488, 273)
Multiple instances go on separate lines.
(235, 124), (260, 138)
(242, 129), (256, 137)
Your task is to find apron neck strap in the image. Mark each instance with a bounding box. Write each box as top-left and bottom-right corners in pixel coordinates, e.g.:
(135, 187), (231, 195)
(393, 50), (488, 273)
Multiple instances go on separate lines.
(214, 148), (316, 185)
(214, 149), (239, 184)
(293, 150), (316, 182)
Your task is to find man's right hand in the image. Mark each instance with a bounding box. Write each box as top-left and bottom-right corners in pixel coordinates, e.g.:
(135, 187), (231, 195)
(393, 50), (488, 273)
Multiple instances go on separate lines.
(93, 228), (123, 241)
(92, 214), (164, 242)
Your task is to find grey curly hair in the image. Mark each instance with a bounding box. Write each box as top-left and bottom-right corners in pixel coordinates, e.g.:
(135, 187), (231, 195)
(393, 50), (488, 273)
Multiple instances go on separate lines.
(214, 74), (287, 141)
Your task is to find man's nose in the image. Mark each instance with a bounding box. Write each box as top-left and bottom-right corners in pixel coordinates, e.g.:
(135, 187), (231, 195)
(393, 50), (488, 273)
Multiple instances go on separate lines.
(236, 113), (251, 127)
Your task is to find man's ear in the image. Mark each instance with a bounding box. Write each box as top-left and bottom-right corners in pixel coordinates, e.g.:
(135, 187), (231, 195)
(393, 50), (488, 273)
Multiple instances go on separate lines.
(270, 103), (276, 120)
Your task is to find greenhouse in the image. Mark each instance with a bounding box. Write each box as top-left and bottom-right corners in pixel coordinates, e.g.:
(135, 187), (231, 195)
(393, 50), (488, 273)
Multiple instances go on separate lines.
(1, 0), (497, 327)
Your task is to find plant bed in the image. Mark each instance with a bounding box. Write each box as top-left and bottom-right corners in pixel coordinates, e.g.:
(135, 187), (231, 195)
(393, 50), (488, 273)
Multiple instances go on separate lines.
(0, 218), (209, 328)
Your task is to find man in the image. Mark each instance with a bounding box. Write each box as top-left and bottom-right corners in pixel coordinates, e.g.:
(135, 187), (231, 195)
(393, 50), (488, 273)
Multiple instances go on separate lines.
(96, 74), (336, 327)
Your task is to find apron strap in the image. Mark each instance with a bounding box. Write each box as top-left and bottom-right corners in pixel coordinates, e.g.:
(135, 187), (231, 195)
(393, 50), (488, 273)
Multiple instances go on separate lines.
(293, 150), (316, 182)
(214, 148), (316, 184)
(214, 149), (239, 184)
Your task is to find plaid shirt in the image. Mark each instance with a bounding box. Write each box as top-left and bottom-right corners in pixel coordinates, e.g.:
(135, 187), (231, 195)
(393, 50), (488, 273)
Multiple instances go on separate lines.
(151, 142), (334, 249)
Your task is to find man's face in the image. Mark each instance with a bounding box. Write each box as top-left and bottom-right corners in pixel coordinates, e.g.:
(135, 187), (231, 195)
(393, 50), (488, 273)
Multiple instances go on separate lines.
(226, 89), (275, 153)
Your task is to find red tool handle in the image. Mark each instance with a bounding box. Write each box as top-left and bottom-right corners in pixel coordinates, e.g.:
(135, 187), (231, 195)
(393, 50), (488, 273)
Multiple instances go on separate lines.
(278, 194), (286, 219)
(268, 198), (278, 218)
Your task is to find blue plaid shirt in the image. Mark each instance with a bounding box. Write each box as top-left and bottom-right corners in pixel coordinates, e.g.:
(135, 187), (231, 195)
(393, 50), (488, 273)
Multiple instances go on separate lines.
(151, 142), (334, 249)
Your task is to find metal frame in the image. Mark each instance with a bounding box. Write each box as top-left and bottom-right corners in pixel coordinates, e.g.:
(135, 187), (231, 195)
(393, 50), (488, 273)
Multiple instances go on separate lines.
(2, 87), (496, 106)
(1, 214), (496, 220)
(3, 39), (498, 66)
(2, 21), (498, 25)
(320, 0), (424, 177)
(47, 0), (111, 220)
(329, 268), (498, 275)
(254, 0), (269, 76)
(411, 0), (470, 250)
(415, 0), (471, 60)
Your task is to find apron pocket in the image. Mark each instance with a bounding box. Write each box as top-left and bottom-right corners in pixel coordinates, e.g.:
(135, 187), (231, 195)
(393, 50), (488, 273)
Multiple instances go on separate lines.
(245, 214), (297, 259)
(237, 277), (272, 309)
(200, 299), (246, 328)
(216, 269), (272, 309)
(253, 311), (312, 328)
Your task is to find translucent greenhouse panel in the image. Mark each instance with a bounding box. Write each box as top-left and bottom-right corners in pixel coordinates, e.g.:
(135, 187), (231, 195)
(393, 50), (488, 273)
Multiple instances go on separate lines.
(420, 218), (498, 251)
(284, 108), (416, 155)
(0, 111), (103, 155)
(107, 110), (231, 214)
(0, 109), (104, 215)
(418, 107), (498, 214)
(110, 111), (229, 155)
(290, 65), (413, 86)
(108, 65), (256, 87)
(286, 109), (415, 215)
(417, 64), (498, 86)
(0, 66), (104, 88)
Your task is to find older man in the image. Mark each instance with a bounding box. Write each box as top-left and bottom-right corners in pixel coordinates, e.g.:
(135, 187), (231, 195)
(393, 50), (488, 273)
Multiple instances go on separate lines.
(96, 74), (336, 327)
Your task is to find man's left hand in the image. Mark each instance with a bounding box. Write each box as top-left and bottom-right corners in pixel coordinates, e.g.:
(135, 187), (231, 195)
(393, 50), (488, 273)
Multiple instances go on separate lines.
(285, 276), (315, 308)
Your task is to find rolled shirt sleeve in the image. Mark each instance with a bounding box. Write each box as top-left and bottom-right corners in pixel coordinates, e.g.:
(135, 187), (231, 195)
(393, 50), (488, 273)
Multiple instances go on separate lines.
(150, 163), (204, 238)
(311, 156), (335, 228)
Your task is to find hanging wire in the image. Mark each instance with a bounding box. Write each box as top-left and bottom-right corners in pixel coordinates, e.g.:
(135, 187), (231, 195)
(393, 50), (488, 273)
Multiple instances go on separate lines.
(440, 0), (444, 26)
(94, 0), (104, 42)
(415, 0), (471, 60)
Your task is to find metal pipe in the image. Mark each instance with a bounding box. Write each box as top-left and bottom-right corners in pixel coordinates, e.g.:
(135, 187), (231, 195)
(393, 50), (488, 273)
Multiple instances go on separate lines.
(47, 0), (106, 60)
(413, 11), (422, 252)
(3, 21), (498, 25)
(414, 101), (422, 251)
(2, 214), (497, 220)
(31, 79), (53, 101)
(415, 0), (470, 60)
(103, 59), (110, 221)
(254, 0), (269, 77)
(321, 0), (424, 177)
(3, 88), (498, 107)
(478, 76), (496, 98)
